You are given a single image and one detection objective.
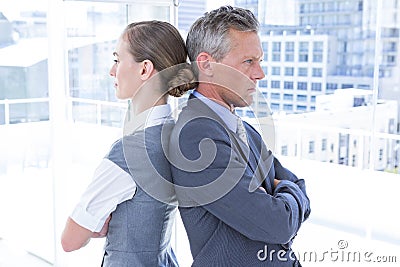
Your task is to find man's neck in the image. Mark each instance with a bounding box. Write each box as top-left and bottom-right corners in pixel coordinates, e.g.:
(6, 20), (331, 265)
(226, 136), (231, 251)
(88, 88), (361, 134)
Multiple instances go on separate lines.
(196, 85), (232, 111)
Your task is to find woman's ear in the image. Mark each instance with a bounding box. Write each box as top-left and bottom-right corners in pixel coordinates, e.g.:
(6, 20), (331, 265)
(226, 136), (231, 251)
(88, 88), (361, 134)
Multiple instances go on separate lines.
(196, 52), (214, 77)
(140, 60), (154, 80)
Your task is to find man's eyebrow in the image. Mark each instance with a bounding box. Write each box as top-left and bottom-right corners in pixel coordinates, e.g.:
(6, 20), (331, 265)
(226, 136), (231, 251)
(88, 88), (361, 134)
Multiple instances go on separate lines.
(113, 52), (118, 57)
(242, 55), (263, 61)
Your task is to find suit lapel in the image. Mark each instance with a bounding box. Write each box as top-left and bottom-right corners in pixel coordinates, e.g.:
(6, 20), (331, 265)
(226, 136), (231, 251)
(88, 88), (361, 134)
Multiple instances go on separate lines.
(185, 94), (274, 193)
(246, 128), (274, 194)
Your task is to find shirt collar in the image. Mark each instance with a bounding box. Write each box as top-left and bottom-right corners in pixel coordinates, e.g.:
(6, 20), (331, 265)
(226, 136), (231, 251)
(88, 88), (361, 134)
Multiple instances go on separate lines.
(123, 104), (173, 135)
(193, 90), (238, 133)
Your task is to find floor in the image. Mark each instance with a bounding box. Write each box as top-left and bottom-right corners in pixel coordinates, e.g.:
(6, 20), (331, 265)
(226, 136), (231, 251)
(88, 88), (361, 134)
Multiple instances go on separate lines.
(0, 238), (51, 267)
(1, 221), (399, 267)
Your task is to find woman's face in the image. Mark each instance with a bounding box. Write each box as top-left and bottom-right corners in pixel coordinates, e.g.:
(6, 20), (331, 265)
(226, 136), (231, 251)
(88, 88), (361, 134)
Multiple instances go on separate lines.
(109, 37), (143, 100)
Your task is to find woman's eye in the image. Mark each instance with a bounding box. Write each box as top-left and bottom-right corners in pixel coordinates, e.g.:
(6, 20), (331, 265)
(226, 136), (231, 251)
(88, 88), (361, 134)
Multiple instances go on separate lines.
(113, 59), (119, 64)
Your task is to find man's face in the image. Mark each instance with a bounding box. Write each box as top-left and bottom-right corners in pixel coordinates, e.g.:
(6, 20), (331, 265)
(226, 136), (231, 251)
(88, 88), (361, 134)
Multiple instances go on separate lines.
(212, 29), (265, 108)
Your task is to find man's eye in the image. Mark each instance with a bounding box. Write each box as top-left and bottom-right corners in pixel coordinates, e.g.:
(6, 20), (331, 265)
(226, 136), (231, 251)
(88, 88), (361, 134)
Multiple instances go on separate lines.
(113, 59), (119, 64)
(244, 59), (253, 64)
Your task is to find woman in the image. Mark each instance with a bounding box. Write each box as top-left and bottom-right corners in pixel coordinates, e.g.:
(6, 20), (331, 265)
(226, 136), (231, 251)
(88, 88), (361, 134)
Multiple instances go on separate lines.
(61, 20), (196, 266)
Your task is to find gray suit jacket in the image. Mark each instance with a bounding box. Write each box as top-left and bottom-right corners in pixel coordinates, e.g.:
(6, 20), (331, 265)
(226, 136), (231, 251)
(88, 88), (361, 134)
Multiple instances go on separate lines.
(169, 94), (311, 266)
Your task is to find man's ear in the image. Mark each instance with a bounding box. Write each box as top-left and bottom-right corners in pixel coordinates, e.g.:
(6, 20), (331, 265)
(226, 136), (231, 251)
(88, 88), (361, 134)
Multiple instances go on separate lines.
(196, 52), (214, 77)
(140, 60), (154, 80)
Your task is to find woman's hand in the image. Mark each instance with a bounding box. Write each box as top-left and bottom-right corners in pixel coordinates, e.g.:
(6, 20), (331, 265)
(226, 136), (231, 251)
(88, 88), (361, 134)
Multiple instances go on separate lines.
(92, 215), (111, 238)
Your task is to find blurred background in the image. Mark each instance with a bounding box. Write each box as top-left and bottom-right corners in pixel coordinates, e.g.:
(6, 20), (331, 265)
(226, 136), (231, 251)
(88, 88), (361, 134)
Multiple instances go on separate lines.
(0, 0), (399, 266)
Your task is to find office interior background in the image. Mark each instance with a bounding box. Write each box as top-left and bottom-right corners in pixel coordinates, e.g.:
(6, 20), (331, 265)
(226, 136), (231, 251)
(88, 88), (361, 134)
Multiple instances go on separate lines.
(0, 0), (399, 266)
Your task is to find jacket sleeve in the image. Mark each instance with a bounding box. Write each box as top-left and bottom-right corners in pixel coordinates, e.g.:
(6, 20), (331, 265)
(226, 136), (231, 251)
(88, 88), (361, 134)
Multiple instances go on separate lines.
(169, 117), (311, 245)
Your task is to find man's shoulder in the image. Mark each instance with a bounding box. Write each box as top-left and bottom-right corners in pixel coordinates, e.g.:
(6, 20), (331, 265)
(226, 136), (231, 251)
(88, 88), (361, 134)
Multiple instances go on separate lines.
(173, 111), (230, 142)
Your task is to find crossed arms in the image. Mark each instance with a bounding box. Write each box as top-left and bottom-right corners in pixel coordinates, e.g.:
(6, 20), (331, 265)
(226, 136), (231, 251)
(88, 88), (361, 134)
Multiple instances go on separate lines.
(170, 117), (311, 245)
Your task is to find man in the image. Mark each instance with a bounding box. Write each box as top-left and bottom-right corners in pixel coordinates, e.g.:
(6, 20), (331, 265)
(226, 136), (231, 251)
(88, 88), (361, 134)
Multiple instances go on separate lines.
(169, 6), (311, 266)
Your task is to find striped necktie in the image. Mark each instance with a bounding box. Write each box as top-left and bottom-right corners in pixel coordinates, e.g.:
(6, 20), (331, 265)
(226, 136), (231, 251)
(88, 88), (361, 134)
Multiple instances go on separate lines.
(236, 116), (248, 146)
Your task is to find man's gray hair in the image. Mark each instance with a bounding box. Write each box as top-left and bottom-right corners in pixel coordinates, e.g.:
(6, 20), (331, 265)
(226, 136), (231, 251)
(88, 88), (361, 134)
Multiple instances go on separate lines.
(186, 5), (259, 68)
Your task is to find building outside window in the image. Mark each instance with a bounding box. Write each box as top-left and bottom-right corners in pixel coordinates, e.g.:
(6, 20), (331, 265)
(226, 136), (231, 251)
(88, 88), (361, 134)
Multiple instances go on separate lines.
(309, 140), (315, 153)
(283, 93), (293, 100)
(272, 66), (281, 75)
(284, 81), (294, 89)
(285, 67), (294, 76)
(271, 80), (280, 88)
(311, 82), (322, 91)
(312, 67), (323, 77)
(297, 81), (308, 90)
(297, 94), (307, 101)
(271, 92), (280, 100)
(298, 67), (308, 76)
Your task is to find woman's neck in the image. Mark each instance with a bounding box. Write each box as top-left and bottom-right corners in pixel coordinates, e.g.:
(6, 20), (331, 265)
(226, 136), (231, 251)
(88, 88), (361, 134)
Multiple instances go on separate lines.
(130, 94), (167, 116)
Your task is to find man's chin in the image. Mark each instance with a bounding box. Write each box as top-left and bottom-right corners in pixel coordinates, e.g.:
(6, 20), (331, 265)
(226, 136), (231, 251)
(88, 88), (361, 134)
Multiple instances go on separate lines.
(244, 97), (254, 106)
(236, 100), (253, 108)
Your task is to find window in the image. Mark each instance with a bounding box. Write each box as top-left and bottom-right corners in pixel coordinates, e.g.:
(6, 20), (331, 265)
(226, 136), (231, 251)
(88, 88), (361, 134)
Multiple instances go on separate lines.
(271, 93), (280, 99)
(272, 41), (281, 52)
(297, 105), (307, 111)
(284, 81), (294, 89)
(299, 41), (309, 52)
(300, 4), (305, 13)
(281, 145), (288, 156)
(297, 82), (308, 90)
(326, 83), (338, 90)
(259, 80), (268, 88)
(387, 55), (396, 65)
(311, 83), (322, 91)
(0, 0), (176, 266)
(272, 67), (281, 75)
(272, 54), (281, 61)
(285, 41), (295, 52)
(342, 84), (353, 89)
(285, 67), (294, 76)
(270, 103), (280, 111)
(246, 110), (255, 118)
(297, 95), (307, 101)
(272, 42), (281, 61)
(271, 80), (281, 88)
(379, 149), (384, 161)
(283, 94), (293, 100)
(299, 54), (309, 62)
(285, 53), (294, 62)
(313, 41), (323, 51)
(283, 104), (293, 111)
(312, 68), (323, 77)
(309, 140), (315, 153)
(313, 54), (323, 62)
(322, 138), (327, 151)
(358, 84), (370, 89)
(298, 67), (308, 76)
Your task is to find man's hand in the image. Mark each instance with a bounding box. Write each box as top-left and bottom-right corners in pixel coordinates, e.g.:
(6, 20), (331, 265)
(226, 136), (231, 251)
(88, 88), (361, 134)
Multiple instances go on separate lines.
(91, 215), (111, 238)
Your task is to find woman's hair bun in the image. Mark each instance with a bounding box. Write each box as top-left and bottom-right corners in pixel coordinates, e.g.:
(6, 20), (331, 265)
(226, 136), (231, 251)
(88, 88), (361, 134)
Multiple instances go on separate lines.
(167, 63), (198, 97)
